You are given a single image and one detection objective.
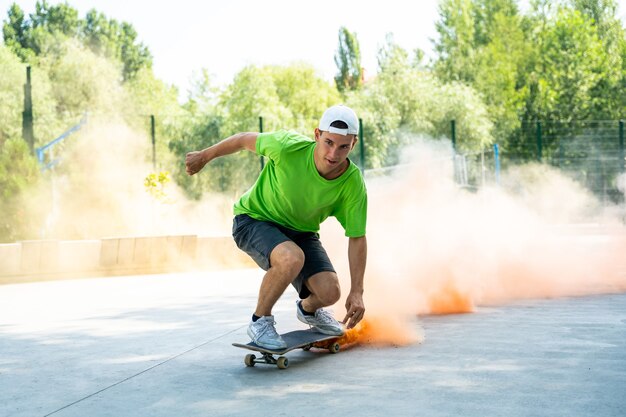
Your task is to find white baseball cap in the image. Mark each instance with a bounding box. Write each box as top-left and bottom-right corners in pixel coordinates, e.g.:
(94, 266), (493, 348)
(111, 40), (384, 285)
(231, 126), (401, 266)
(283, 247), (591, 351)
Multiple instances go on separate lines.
(319, 105), (359, 136)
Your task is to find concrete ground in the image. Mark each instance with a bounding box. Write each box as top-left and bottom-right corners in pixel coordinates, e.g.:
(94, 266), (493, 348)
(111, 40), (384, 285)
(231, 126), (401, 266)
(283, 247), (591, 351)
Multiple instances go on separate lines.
(1, 269), (625, 417)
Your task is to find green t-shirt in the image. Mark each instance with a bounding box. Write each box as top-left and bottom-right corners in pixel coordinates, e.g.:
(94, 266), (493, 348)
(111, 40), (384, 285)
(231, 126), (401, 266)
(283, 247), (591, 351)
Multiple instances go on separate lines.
(233, 130), (367, 237)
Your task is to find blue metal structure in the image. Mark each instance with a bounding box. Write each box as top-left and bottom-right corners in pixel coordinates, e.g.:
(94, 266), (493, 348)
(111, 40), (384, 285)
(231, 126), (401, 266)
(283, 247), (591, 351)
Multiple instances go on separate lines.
(35, 115), (87, 171)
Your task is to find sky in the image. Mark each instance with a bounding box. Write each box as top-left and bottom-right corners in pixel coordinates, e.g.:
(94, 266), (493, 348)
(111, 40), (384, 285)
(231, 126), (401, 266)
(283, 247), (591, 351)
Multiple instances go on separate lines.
(2, 0), (626, 98)
(0, 0), (442, 94)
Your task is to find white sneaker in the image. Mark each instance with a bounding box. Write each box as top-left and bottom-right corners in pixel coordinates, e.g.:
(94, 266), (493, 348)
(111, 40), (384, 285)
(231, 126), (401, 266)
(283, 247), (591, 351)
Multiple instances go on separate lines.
(247, 316), (287, 350)
(296, 301), (345, 336)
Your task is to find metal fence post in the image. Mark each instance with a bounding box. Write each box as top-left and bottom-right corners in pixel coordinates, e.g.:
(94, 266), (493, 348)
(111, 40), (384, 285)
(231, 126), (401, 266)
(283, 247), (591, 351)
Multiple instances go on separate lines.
(493, 143), (500, 185)
(536, 121), (543, 162)
(150, 115), (156, 170)
(451, 120), (457, 183)
(619, 120), (626, 174)
(451, 120), (456, 152)
(359, 118), (364, 172)
(259, 117), (264, 170)
(22, 66), (35, 153)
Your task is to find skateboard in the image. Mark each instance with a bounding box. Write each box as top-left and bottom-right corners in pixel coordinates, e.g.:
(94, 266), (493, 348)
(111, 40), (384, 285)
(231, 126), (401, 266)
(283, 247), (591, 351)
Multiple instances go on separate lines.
(232, 329), (341, 369)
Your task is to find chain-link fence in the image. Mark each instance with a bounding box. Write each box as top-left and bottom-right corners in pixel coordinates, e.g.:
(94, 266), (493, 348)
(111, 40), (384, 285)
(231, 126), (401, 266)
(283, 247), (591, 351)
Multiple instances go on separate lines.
(457, 120), (625, 205)
(101, 115), (626, 204)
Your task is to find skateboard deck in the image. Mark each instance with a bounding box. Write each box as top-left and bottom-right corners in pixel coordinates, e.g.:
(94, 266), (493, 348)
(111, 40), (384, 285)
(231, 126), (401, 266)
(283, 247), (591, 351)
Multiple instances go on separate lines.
(233, 329), (341, 369)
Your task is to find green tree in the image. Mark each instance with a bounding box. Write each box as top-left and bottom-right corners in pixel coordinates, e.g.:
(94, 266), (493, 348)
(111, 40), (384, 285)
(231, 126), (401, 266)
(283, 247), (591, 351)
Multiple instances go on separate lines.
(219, 63), (339, 135)
(2, 1), (152, 80)
(167, 110), (226, 200)
(2, 3), (32, 61)
(0, 137), (42, 242)
(125, 66), (181, 130)
(168, 63), (340, 198)
(431, 0), (626, 159)
(82, 9), (153, 80)
(185, 68), (219, 114)
(30, 0), (80, 36)
(0, 44), (24, 145)
(433, 0), (478, 83)
(125, 66), (187, 186)
(349, 37), (493, 168)
(473, 11), (528, 142)
(505, 3), (615, 161)
(569, 0), (625, 118)
(434, 0), (525, 143)
(39, 39), (126, 117)
(220, 65), (290, 135)
(571, 0), (617, 31)
(117, 21), (152, 80)
(0, 4), (171, 241)
(334, 26), (363, 93)
(523, 7), (607, 122)
(10, 0), (81, 57)
(0, 42), (65, 150)
(166, 69), (232, 199)
(473, 0), (520, 45)
(267, 63), (341, 132)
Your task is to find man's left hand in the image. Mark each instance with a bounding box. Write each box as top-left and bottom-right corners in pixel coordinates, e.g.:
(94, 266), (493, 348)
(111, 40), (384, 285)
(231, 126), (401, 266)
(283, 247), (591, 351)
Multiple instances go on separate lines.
(343, 292), (365, 329)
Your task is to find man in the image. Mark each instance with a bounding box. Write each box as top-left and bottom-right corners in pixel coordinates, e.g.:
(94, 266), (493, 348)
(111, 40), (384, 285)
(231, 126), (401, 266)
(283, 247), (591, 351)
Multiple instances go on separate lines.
(185, 105), (367, 350)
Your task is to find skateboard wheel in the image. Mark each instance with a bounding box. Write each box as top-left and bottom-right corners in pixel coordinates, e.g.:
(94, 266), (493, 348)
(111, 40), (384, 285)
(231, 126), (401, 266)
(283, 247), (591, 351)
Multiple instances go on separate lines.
(244, 354), (256, 367)
(329, 343), (340, 354)
(277, 356), (289, 369)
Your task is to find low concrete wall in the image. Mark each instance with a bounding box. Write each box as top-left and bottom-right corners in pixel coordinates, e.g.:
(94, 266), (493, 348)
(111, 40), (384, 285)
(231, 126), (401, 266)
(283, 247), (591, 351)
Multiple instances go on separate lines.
(0, 243), (20, 275)
(0, 235), (255, 285)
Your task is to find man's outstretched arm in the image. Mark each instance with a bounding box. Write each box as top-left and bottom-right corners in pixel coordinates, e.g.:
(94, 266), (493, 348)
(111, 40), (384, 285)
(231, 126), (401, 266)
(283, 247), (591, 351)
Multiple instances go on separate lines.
(344, 235), (367, 329)
(185, 132), (258, 176)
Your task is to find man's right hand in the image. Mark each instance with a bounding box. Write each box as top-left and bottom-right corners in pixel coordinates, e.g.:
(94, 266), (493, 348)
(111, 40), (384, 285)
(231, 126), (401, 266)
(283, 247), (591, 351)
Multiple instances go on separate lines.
(185, 151), (207, 176)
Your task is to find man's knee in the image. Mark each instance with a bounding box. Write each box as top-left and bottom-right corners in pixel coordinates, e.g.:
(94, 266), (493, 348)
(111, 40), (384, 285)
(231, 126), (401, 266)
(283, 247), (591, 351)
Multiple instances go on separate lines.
(308, 272), (341, 305)
(270, 241), (305, 276)
(320, 283), (341, 306)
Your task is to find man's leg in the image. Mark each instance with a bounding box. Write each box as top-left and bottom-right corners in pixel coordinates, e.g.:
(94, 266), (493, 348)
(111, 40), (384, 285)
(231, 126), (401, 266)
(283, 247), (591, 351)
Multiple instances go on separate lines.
(288, 232), (344, 335)
(296, 271), (344, 335)
(255, 241), (305, 317)
(247, 241), (305, 349)
(299, 271), (341, 313)
(232, 215), (305, 349)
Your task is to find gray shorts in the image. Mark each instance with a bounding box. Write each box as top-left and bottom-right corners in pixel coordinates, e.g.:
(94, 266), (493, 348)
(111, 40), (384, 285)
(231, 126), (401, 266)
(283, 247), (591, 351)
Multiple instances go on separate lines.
(232, 214), (335, 299)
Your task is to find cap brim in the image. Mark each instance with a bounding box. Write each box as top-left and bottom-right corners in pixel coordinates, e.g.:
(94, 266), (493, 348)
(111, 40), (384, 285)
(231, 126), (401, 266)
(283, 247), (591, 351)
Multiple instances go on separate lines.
(328, 126), (350, 135)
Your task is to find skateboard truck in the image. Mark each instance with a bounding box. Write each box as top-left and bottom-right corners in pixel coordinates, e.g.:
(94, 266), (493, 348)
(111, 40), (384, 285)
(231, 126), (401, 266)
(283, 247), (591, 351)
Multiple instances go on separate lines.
(243, 341), (340, 369)
(245, 352), (290, 369)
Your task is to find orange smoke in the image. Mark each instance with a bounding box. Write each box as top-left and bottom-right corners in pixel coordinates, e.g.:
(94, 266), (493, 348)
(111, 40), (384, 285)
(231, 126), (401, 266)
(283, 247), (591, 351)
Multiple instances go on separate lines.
(335, 316), (423, 348)
(323, 142), (626, 349)
(427, 280), (475, 314)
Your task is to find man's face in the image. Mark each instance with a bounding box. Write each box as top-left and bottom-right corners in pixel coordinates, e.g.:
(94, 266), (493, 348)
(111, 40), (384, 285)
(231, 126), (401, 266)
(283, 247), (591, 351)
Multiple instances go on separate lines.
(313, 128), (357, 177)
